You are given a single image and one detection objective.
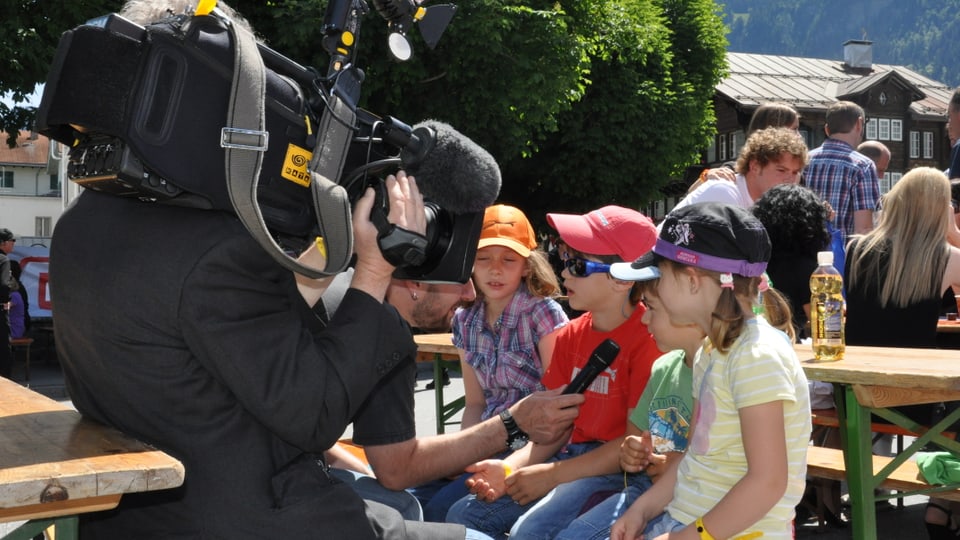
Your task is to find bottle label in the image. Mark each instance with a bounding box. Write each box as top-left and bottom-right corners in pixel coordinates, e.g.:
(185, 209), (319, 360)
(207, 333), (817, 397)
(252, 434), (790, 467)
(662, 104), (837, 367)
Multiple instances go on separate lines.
(823, 299), (843, 334)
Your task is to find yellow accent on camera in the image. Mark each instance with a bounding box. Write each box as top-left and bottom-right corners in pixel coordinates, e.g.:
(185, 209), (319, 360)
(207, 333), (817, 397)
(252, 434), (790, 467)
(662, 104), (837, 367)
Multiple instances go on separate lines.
(281, 143), (312, 187)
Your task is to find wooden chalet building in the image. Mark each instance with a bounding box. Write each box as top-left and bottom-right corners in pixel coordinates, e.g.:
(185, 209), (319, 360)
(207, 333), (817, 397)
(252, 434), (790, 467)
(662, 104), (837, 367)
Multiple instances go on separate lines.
(648, 41), (954, 221)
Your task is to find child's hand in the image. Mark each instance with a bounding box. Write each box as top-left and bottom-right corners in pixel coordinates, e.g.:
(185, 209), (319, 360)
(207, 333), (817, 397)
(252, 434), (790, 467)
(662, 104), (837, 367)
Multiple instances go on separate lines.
(504, 463), (558, 505)
(643, 452), (669, 481)
(610, 500), (651, 540)
(620, 433), (654, 472)
(463, 459), (509, 502)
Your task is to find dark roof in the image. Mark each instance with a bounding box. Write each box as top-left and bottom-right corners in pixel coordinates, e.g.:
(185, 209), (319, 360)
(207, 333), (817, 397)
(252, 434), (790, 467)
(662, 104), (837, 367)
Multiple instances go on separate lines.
(0, 131), (49, 167)
(718, 52), (952, 121)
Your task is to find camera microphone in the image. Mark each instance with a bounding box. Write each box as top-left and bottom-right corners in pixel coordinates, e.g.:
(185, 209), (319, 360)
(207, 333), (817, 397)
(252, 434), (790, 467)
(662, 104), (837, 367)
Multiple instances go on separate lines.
(562, 338), (621, 394)
(401, 120), (502, 214)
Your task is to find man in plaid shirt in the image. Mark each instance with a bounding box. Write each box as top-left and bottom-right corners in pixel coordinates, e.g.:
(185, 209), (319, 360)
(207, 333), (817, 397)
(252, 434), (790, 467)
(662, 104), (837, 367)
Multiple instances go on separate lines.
(805, 101), (881, 239)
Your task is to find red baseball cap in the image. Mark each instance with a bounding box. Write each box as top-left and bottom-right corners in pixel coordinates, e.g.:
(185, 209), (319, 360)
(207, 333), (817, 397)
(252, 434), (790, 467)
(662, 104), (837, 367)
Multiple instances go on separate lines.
(546, 205), (656, 262)
(478, 204), (538, 257)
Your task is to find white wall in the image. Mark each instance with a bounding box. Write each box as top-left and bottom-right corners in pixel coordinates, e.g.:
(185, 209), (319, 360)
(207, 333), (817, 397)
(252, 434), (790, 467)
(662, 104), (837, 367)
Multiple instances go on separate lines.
(0, 196), (63, 239)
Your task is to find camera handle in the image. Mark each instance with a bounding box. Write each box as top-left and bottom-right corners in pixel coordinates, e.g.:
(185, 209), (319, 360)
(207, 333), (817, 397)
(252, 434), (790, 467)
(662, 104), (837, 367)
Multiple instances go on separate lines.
(369, 182), (429, 266)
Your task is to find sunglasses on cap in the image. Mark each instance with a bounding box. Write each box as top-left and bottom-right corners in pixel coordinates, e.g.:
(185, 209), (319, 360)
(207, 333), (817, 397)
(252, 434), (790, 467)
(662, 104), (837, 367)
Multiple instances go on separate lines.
(563, 257), (611, 277)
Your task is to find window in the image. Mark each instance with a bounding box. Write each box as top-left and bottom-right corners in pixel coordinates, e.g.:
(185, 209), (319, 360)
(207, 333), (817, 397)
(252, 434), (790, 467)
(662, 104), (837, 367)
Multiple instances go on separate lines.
(799, 129), (811, 147)
(910, 131), (920, 158)
(924, 132), (934, 159)
(866, 119), (878, 140)
(706, 139), (716, 163)
(35, 217), (52, 237)
(49, 174), (59, 191)
(879, 172), (892, 194)
(891, 119), (903, 141)
(731, 131), (744, 160)
(0, 171), (12, 189)
(891, 172), (902, 187)
(878, 119), (891, 141)
(719, 134), (727, 161)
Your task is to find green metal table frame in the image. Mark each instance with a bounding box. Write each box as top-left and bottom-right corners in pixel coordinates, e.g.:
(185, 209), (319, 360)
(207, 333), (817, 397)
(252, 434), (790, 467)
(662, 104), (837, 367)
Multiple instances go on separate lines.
(3, 516), (78, 540)
(835, 384), (960, 539)
(431, 353), (464, 434)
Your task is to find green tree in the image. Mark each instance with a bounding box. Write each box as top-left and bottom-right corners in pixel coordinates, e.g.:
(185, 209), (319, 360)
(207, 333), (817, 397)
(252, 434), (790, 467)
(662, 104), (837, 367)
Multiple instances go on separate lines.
(500, 0), (728, 216)
(4, 0), (727, 215)
(0, 1), (121, 147)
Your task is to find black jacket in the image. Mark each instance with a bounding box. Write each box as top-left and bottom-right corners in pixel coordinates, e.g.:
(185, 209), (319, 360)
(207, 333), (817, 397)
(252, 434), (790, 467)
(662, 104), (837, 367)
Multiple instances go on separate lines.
(51, 191), (463, 539)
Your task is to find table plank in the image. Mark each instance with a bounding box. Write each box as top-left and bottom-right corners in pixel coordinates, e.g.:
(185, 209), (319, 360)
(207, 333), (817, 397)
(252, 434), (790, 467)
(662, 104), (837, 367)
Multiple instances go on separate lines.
(795, 343), (960, 540)
(0, 378), (184, 524)
(796, 344), (960, 390)
(413, 333), (457, 355)
(939, 319), (960, 334)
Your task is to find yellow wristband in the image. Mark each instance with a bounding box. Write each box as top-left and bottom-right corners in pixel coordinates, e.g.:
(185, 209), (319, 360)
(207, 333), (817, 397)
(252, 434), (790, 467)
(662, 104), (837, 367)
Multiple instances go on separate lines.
(695, 517), (716, 540)
(502, 464), (513, 477)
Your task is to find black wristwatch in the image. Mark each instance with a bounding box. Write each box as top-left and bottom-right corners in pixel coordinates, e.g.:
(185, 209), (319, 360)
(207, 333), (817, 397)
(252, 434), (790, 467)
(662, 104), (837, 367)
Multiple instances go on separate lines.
(499, 409), (529, 451)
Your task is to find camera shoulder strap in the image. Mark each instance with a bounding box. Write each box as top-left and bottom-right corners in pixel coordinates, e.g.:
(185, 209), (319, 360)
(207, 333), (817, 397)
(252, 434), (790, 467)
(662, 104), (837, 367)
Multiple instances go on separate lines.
(222, 16), (353, 278)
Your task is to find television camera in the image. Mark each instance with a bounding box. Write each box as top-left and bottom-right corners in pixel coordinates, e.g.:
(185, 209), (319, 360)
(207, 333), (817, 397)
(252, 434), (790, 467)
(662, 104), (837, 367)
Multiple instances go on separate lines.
(36, 0), (499, 283)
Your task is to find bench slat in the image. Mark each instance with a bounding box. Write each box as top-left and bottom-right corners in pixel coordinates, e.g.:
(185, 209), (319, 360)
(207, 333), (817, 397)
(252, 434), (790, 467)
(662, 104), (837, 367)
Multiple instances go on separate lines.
(807, 446), (960, 502)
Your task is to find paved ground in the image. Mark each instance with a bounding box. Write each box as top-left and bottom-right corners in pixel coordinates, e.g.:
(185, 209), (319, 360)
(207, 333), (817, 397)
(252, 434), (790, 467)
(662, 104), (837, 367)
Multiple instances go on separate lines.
(12, 357), (932, 539)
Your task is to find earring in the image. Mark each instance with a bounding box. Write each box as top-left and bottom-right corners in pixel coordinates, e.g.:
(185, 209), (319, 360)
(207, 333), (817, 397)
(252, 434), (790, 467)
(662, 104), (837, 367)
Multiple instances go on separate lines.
(411, 291), (419, 301)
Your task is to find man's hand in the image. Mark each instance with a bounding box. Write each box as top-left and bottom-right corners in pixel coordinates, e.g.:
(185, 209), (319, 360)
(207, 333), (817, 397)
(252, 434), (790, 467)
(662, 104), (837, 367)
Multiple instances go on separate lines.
(351, 172), (424, 301)
(510, 388), (584, 445)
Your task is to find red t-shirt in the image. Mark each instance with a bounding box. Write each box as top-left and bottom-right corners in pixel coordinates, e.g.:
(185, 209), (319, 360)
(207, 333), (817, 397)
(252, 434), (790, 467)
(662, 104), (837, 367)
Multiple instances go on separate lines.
(541, 305), (660, 444)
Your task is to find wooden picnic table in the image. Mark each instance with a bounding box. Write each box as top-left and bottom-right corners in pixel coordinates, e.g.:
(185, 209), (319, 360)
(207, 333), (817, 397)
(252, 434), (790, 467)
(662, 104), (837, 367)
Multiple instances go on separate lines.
(413, 333), (463, 434)
(797, 343), (960, 540)
(0, 378), (184, 540)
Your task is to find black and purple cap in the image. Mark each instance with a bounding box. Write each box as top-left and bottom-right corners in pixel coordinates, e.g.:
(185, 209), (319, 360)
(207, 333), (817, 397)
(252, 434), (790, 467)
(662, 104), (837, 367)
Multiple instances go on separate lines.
(610, 202), (770, 281)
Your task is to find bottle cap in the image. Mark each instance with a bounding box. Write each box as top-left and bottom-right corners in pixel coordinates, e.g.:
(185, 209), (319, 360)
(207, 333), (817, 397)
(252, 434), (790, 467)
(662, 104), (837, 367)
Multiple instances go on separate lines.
(817, 251), (834, 265)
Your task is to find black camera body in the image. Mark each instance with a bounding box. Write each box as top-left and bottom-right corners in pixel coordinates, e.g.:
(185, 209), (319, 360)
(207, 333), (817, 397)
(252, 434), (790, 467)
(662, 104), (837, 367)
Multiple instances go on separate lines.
(37, 9), (486, 283)
(39, 14), (318, 238)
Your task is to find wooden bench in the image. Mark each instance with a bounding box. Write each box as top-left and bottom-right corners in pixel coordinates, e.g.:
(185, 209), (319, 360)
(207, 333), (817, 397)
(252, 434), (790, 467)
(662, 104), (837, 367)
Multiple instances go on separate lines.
(806, 407), (959, 529)
(807, 445), (960, 502)
(10, 337), (34, 383)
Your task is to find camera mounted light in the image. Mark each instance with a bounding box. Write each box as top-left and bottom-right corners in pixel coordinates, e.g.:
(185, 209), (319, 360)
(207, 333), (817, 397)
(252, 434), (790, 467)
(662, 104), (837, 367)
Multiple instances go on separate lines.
(371, 0), (457, 61)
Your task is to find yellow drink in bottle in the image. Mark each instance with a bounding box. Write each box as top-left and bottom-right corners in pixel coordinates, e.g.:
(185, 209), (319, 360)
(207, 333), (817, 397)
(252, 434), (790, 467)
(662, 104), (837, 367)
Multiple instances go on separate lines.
(810, 251), (844, 361)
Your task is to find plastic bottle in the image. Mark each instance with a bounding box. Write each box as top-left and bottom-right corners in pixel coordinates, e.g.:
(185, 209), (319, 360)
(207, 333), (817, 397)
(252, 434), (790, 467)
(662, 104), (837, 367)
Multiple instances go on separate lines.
(810, 251), (845, 361)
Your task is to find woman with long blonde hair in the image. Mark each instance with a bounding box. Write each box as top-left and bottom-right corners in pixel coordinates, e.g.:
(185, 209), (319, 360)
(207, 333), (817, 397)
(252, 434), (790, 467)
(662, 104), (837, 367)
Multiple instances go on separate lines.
(845, 167), (960, 346)
(844, 167), (960, 539)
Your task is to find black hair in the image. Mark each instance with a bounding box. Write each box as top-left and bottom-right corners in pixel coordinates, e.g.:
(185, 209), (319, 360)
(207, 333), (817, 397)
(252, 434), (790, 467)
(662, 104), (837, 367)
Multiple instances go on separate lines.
(751, 184), (830, 258)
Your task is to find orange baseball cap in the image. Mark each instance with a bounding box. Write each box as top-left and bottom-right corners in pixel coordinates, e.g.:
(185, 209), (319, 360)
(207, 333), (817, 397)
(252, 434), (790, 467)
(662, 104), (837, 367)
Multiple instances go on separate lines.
(478, 204), (538, 257)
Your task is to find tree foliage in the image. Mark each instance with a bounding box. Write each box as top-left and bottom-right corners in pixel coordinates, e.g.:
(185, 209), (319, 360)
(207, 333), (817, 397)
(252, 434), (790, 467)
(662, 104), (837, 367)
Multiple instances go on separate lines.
(501, 0), (727, 216)
(3, 0), (727, 219)
(0, 0), (121, 146)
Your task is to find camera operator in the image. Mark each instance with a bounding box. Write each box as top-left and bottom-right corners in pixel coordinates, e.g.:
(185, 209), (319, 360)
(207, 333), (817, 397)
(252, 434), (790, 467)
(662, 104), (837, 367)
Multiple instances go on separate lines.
(53, 167), (476, 538)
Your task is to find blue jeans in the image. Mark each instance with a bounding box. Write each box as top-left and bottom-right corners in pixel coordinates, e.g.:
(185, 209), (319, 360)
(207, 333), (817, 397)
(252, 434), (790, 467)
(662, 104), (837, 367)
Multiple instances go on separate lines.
(553, 483), (649, 540)
(409, 472), (473, 522)
(642, 511), (684, 537)
(446, 442), (604, 539)
(509, 472), (652, 540)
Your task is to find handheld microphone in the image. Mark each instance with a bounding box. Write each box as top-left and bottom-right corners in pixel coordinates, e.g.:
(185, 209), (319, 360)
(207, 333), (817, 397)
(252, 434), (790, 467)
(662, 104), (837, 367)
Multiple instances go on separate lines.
(562, 338), (620, 394)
